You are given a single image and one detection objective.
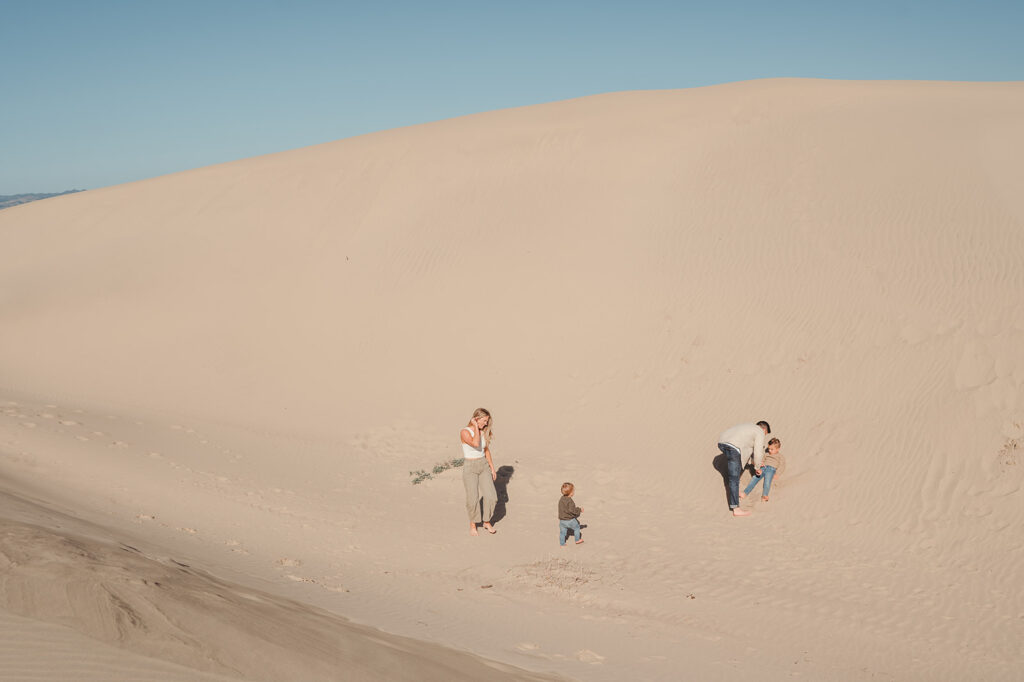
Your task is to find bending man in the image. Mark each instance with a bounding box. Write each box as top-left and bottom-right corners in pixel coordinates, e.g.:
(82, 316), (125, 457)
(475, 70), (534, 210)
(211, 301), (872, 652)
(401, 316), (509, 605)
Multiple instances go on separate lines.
(717, 420), (771, 517)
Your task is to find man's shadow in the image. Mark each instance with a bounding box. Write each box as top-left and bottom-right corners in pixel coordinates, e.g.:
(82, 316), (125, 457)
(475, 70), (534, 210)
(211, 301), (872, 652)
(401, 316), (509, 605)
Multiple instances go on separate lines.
(490, 465), (515, 526)
(712, 452), (730, 506)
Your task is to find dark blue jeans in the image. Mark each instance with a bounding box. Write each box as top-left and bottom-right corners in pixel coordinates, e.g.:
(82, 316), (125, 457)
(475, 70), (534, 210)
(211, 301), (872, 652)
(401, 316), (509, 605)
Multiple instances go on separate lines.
(718, 442), (742, 509)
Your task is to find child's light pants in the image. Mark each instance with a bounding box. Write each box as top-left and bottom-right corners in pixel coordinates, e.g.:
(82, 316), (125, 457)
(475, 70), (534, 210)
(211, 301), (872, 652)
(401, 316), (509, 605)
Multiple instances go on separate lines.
(743, 465), (778, 497)
(559, 518), (581, 545)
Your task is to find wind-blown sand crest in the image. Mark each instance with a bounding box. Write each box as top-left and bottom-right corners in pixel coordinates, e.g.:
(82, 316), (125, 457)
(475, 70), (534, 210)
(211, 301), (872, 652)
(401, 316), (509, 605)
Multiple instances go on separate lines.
(1, 78), (1022, 680)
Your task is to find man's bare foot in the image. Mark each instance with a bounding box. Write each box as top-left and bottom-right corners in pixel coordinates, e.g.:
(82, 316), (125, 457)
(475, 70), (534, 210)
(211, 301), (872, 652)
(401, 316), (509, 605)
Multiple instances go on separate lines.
(482, 523), (496, 534)
(738, 492), (746, 499)
(732, 508), (751, 517)
(470, 523), (479, 536)
(761, 496), (769, 502)
(575, 539), (584, 544)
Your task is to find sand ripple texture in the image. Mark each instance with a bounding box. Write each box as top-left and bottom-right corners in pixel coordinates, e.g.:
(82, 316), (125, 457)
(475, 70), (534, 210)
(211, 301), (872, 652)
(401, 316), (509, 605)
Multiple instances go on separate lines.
(1, 79), (1023, 681)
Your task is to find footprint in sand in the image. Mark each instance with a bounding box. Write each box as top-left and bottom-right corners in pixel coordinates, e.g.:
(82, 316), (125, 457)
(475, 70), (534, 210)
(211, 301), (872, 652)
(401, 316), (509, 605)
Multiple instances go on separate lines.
(178, 527), (198, 535)
(59, 420), (79, 426)
(285, 575), (347, 592)
(277, 558), (303, 567)
(224, 540), (250, 555)
(20, 422), (37, 428)
(514, 643), (563, 661)
(576, 650), (605, 664)
(321, 583), (348, 593)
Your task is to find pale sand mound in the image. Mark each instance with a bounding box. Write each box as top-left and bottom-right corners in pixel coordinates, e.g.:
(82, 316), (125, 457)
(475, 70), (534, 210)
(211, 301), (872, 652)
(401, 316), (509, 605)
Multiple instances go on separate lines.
(0, 78), (1022, 680)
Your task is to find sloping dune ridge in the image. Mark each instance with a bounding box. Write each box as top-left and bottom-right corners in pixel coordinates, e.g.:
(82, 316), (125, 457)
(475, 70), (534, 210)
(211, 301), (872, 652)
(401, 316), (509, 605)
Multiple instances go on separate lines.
(1, 79), (1022, 680)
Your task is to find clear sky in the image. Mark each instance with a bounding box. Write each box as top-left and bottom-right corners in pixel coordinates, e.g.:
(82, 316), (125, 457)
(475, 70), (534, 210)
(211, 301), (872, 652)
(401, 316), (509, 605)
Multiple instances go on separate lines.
(2, 0), (1021, 193)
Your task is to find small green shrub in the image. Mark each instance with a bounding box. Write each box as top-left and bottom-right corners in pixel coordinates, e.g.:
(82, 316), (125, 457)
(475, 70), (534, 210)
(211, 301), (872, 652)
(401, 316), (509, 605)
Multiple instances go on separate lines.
(410, 457), (465, 484)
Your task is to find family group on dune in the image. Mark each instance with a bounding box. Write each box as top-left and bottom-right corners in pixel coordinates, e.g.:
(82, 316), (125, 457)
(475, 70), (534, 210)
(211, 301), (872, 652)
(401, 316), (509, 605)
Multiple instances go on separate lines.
(716, 420), (783, 517)
(458, 408), (785, 540)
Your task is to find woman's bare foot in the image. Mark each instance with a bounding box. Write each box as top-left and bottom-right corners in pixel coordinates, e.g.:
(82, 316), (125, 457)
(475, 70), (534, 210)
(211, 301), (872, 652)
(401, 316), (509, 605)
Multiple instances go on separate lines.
(482, 523), (496, 534)
(575, 539), (584, 544)
(732, 508), (751, 517)
(738, 492), (746, 499)
(469, 523), (479, 536)
(761, 496), (769, 502)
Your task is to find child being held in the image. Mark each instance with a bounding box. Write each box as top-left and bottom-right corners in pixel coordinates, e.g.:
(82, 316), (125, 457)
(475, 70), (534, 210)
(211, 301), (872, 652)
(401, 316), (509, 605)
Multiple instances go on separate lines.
(558, 482), (584, 546)
(740, 437), (783, 502)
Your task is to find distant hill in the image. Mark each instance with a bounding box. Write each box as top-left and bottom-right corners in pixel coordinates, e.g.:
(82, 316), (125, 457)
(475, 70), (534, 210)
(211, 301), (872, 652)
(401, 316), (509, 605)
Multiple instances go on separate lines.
(0, 189), (85, 210)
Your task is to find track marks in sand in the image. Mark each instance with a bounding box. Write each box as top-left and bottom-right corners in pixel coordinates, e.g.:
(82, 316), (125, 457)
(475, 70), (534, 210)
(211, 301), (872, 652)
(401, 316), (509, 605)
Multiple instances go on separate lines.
(223, 539), (249, 555)
(0, 397), (304, 565)
(514, 641), (607, 666)
(2, 400), (332, 544)
(274, 557), (348, 593)
(504, 557), (602, 596)
(996, 437), (1021, 474)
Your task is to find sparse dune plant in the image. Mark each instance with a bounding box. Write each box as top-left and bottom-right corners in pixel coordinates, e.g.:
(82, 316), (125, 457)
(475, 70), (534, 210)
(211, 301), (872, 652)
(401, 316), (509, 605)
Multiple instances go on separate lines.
(410, 457), (465, 484)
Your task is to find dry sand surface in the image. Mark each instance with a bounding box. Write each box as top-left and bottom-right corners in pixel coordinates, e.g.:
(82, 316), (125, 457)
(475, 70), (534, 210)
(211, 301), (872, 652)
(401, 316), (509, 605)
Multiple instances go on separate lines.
(1, 78), (1022, 680)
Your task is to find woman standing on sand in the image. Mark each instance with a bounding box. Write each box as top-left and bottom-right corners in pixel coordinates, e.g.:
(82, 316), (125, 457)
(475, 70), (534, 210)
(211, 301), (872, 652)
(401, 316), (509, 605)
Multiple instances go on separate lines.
(460, 408), (498, 536)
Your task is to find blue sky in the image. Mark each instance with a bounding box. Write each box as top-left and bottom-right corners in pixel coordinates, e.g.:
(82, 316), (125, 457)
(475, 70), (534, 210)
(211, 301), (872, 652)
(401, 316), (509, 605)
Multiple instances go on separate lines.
(1, 0), (1021, 193)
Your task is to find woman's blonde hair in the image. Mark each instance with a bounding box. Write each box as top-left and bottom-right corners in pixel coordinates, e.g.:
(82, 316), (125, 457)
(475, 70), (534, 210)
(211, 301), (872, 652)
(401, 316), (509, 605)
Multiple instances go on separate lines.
(468, 407), (494, 443)
(561, 482), (574, 496)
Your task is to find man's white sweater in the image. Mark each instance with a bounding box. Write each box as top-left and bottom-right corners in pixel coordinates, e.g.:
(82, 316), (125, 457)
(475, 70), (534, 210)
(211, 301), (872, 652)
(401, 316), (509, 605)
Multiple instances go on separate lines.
(718, 423), (767, 471)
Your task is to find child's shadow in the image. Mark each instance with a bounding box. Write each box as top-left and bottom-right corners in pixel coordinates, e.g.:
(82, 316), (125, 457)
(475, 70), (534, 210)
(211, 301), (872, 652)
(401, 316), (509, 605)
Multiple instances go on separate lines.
(560, 522), (588, 545)
(491, 465), (515, 525)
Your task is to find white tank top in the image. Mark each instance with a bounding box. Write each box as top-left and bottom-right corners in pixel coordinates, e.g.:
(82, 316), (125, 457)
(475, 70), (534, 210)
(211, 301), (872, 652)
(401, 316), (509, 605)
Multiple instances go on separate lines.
(461, 427), (486, 459)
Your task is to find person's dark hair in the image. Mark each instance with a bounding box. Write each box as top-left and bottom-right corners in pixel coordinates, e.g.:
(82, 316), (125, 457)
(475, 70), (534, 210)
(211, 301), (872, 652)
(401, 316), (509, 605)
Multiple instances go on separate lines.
(756, 420), (771, 434)
(768, 437), (781, 447)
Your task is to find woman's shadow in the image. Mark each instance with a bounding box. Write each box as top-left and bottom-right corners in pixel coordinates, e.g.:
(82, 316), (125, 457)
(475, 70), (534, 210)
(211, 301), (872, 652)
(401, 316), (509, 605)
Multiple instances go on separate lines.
(490, 465), (515, 526)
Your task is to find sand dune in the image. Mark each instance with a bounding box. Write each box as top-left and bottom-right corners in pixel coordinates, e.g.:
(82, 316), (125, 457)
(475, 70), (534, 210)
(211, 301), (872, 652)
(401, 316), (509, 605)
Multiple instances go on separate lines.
(0, 485), (560, 681)
(1, 78), (1022, 680)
